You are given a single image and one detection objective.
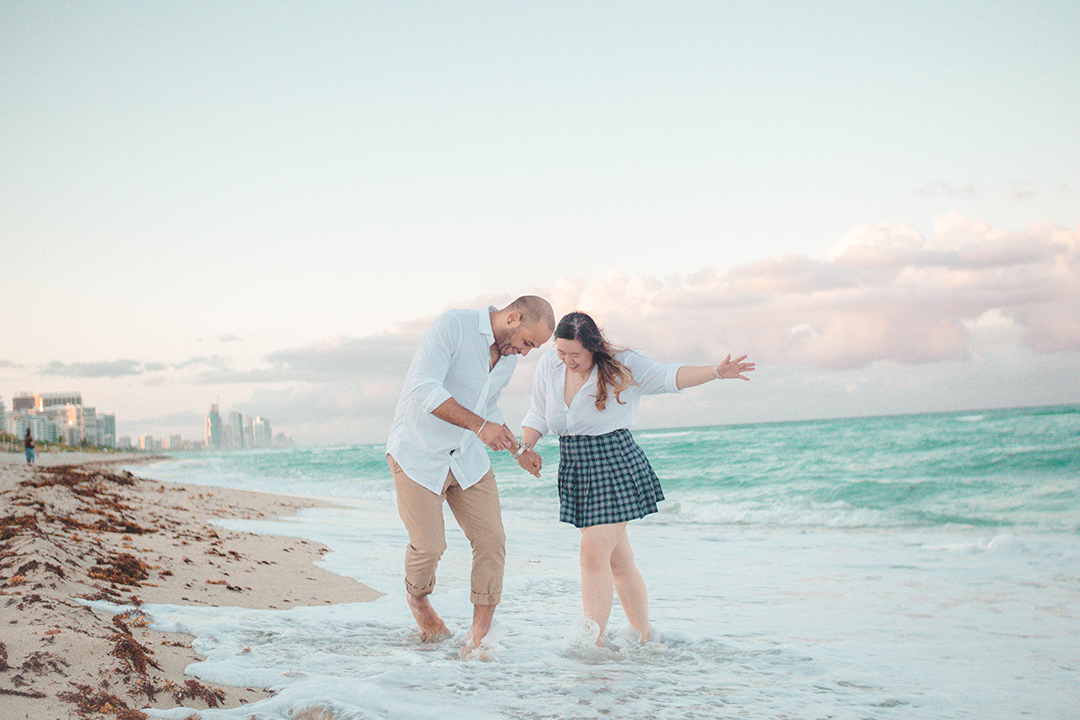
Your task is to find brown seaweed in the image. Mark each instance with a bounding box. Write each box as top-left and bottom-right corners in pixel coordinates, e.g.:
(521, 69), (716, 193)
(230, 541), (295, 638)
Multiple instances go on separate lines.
(173, 678), (226, 708)
(58, 683), (148, 719)
(109, 633), (161, 675)
(88, 553), (150, 586)
(20, 650), (69, 676)
(2, 463), (250, 716)
(0, 686), (47, 698)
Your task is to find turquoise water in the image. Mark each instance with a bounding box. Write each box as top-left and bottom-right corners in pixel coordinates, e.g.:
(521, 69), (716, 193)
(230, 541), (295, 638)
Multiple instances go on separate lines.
(128, 404), (1080, 720)
(152, 403), (1080, 532)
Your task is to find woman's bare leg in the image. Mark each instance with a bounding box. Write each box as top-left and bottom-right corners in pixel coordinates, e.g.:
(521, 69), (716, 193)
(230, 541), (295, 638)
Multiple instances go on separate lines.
(579, 522), (627, 643)
(609, 529), (650, 640)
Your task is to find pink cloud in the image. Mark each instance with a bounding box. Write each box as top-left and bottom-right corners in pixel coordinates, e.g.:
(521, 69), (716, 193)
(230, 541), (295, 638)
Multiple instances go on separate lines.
(545, 213), (1080, 369)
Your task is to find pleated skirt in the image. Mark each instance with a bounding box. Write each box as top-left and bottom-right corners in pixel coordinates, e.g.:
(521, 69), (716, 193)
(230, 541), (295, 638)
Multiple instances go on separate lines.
(557, 429), (665, 528)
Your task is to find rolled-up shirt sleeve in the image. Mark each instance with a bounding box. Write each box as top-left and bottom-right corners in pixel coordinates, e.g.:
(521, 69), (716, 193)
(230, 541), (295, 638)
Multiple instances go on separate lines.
(410, 313), (462, 414)
(626, 350), (683, 395)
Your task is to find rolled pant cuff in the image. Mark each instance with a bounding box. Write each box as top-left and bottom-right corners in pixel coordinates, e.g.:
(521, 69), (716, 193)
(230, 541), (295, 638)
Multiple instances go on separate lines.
(405, 579), (434, 598)
(471, 591), (501, 606)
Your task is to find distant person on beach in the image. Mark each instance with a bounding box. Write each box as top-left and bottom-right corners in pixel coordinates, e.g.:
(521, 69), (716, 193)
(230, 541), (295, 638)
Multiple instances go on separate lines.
(386, 295), (554, 653)
(518, 311), (754, 644)
(24, 429), (35, 464)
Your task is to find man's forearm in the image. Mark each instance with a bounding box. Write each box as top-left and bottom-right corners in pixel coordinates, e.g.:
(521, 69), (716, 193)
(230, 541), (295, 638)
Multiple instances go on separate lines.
(431, 398), (486, 434)
(433, 398), (517, 452)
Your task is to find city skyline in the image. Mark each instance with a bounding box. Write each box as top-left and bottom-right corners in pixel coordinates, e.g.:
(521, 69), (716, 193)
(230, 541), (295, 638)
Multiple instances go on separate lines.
(2, 390), (116, 448)
(2, 390), (286, 452)
(2, 3), (1078, 446)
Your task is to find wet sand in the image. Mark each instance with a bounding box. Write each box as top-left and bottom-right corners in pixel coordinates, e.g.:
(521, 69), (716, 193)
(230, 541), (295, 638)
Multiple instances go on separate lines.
(0, 452), (380, 719)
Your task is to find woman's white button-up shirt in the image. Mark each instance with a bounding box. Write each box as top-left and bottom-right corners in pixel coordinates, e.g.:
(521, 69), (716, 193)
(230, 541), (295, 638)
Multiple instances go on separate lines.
(522, 349), (682, 438)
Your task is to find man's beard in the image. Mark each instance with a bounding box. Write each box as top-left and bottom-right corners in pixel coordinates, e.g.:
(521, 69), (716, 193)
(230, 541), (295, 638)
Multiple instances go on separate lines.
(493, 329), (515, 355)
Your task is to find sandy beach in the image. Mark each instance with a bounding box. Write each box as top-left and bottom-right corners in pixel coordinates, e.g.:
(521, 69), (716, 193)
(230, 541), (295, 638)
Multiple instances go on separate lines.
(0, 451), (380, 720)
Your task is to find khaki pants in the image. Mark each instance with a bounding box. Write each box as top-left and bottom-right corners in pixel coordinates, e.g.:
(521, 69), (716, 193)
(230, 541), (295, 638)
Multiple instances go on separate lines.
(388, 454), (505, 606)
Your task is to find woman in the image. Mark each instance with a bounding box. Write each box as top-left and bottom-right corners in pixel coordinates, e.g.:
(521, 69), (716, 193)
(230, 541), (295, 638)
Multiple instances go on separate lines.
(516, 311), (754, 644)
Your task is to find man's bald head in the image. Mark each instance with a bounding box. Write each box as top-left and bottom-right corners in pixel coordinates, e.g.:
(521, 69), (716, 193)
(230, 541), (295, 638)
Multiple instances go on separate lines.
(490, 296), (555, 358)
(504, 295), (555, 332)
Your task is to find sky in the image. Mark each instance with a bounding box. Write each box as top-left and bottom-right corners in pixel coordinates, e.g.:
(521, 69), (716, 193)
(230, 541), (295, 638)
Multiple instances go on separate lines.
(2, 1), (1078, 446)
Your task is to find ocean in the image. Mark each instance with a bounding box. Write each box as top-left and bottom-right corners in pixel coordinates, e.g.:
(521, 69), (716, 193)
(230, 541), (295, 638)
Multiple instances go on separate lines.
(106, 404), (1079, 719)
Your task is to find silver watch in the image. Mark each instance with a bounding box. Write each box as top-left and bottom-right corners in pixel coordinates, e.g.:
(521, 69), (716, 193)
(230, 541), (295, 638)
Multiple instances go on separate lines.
(511, 442), (529, 459)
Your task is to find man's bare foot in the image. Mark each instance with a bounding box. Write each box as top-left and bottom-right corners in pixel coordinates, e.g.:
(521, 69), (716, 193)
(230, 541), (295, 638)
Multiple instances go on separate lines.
(407, 593), (451, 642)
(460, 604), (496, 652)
(459, 608), (501, 661)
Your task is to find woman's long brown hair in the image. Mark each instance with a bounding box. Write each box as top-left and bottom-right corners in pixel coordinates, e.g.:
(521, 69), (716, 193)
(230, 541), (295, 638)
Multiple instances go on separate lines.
(555, 311), (635, 411)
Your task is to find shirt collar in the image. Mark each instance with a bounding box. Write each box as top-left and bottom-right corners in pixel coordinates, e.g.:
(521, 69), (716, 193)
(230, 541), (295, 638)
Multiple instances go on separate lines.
(480, 306), (497, 341)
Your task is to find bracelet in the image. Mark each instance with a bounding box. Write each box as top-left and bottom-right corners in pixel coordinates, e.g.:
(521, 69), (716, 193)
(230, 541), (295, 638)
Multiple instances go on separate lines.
(511, 442), (529, 459)
(477, 420), (489, 436)
(714, 365), (724, 380)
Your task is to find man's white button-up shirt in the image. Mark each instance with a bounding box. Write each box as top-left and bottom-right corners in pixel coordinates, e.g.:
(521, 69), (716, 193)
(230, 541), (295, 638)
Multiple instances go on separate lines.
(386, 308), (517, 493)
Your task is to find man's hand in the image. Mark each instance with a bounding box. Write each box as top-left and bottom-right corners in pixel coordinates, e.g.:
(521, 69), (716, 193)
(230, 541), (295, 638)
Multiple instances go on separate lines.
(432, 400), (519, 451)
(516, 449), (542, 478)
(478, 421), (517, 452)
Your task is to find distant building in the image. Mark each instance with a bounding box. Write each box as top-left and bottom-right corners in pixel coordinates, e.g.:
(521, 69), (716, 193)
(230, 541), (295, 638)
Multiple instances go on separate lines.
(118, 436), (133, 449)
(83, 407), (100, 445)
(6, 390), (119, 446)
(253, 417), (272, 448)
(36, 392), (82, 411)
(161, 435), (187, 451)
(42, 404), (72, 437)
(229, 411), (244, 449)
(40, 404), (85, 444)
(15, 413), (54, 443)
(101, 413), (116, 448)
(200, 403), (281, 451)
(7, 392), (118, 447)
(139, 434), (154, 451)
(205, 404), (223, 450)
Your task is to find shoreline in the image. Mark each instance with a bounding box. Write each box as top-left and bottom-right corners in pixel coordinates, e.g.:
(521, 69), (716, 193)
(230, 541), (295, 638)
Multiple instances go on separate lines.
(0, 452), (381, 719)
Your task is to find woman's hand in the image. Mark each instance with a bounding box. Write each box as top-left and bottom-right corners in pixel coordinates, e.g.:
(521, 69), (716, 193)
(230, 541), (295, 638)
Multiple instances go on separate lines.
(517, 449), (542, 478)
(716, 354), (755, 381)
(677, 355), (755, 390)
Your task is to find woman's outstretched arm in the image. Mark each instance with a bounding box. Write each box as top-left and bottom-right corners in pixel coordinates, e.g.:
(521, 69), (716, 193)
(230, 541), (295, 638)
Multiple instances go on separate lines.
(675, 354), (755, 390)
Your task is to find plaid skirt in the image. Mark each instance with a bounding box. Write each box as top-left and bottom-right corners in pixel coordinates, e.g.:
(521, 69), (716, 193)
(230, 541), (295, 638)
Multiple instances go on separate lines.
(557, 429), (665, 528)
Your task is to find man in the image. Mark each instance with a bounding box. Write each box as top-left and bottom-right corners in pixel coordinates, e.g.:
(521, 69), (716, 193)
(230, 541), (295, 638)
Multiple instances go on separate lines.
(386, 295), (554, 651)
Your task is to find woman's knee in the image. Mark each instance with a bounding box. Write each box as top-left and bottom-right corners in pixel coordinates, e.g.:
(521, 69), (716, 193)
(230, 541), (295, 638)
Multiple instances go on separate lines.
(609, 552), (639, 581)
(579, 541), (614, 574)
(608, 535), (638, 578)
